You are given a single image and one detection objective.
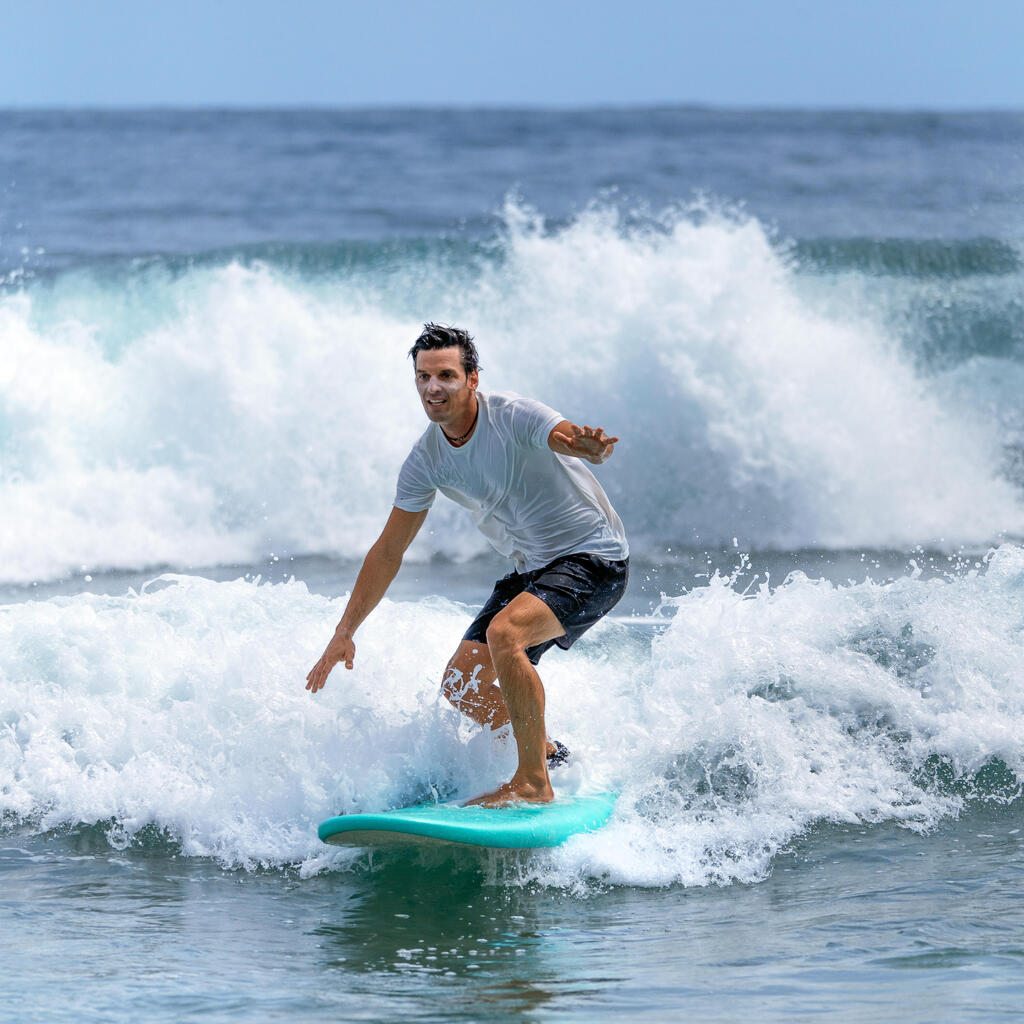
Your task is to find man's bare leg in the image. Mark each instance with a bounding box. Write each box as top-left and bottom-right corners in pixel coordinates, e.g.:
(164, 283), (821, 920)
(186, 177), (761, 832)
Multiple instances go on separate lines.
(441, 641), (509, 730)
(465, 592), (565, 807)
(441, 639), (561, 760)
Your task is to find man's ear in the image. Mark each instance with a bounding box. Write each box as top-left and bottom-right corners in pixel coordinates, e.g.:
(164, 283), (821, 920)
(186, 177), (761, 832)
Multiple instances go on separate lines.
(467, 369), (479, 391)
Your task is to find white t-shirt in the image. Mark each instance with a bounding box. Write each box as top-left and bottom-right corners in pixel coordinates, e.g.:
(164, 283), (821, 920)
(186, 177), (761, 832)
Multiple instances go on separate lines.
(394, 391), (628, 572)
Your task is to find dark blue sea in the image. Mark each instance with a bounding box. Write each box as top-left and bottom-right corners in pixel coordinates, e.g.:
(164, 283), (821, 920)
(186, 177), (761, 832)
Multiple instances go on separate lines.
(2, 108), (1024, 1021)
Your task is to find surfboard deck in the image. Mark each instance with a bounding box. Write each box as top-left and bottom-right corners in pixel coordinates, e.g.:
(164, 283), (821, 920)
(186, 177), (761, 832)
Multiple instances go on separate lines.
(318, 792), (617, 849)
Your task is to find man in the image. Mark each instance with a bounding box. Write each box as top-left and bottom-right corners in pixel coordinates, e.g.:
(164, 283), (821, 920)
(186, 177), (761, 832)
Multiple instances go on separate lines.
(306, 324), (628, 806)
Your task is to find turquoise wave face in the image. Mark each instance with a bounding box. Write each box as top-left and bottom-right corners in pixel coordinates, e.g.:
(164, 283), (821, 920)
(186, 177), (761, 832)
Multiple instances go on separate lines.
(2, 202), (1023, 583)
(9, 223), (1023, 372)
(789, 237), (1021, 278)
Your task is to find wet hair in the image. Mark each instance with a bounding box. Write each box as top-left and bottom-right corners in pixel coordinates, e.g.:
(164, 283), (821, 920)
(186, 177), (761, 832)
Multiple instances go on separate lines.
(408, 323), (481, 377)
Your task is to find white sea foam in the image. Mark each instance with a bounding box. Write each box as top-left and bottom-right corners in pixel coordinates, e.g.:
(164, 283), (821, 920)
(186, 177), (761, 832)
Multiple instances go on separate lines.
(2, 547), (1023, 885)
(1, 202), (1022, 584)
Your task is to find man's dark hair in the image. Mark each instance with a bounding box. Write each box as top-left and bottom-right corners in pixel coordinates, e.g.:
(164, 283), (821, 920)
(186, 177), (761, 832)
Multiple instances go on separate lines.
(408, 323), (481, 377)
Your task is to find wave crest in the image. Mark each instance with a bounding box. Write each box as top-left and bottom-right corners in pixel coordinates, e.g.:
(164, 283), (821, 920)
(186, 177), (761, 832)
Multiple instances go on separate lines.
(1, 201), (1022, 582)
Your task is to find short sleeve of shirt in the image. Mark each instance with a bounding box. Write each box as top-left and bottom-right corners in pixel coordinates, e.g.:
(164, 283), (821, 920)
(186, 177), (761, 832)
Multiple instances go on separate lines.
(507, 396), (564, 450)
(394, 448), (437, 512)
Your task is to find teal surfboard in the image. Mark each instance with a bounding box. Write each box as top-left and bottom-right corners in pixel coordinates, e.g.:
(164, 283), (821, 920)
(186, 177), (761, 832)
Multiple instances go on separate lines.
(318, 793), (617, 849)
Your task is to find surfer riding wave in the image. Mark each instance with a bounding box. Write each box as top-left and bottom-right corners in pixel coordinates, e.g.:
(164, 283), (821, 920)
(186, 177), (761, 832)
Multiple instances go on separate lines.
(305, 323), (628, 806)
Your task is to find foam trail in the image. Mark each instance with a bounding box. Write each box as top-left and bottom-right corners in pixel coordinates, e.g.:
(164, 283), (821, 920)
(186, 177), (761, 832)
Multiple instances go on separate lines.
(2, 547), (1023, 884)
(1, 202), (1022, 583)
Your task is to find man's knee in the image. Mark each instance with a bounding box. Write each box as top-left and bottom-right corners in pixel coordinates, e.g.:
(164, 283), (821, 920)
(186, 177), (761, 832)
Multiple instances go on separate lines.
(485, 614), (522, 657)
(486, 593), (564, 658)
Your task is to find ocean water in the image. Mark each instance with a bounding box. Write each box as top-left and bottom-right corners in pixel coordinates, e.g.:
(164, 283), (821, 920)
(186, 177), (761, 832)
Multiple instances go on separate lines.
(2, 108), (1024, 1021)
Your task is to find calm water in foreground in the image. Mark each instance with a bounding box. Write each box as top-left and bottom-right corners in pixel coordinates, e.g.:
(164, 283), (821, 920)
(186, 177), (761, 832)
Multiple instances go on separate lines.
(4, 801), (1024, 1022)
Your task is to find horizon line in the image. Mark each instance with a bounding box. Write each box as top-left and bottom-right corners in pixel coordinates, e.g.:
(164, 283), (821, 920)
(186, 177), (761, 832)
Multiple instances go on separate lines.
(2, 100), (1023, 116)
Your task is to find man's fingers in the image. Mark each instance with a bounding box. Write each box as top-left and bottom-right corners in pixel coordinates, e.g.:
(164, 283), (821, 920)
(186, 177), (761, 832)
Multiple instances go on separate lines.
(560, 422), (619, 459)
(306, 656), (332, 693)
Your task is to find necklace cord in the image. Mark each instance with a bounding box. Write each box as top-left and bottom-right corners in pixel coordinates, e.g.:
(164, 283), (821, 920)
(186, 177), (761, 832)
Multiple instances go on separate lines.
(444, 401), (479, 446)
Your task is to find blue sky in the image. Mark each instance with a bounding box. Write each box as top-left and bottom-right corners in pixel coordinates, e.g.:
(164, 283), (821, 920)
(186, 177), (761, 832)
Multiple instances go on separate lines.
(3, 0), (1022, 109)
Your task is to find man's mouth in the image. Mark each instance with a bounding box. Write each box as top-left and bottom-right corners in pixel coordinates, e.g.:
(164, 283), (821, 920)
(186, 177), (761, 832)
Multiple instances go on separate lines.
(427, 398), (446, 405)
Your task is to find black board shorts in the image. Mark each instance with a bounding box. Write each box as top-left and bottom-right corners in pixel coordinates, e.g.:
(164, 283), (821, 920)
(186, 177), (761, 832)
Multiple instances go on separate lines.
(463, 552), (629, 665)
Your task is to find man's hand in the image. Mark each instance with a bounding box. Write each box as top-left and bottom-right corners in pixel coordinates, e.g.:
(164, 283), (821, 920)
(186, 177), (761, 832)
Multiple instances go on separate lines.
(306, 630), (356, 694)
(549, 423), (619, 464)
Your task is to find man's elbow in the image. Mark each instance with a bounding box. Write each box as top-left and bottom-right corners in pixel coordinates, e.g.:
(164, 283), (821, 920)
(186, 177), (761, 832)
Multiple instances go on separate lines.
(368, 539), (405, 570)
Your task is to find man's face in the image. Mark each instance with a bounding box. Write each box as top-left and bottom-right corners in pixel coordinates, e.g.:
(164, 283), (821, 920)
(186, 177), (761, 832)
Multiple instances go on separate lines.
(414, 347), (478, 426)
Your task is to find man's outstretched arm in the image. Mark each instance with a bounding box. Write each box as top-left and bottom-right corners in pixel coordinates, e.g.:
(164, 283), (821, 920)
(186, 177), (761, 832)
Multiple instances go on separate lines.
(548, 420), (619, 464)
(305, 506), (428, 693)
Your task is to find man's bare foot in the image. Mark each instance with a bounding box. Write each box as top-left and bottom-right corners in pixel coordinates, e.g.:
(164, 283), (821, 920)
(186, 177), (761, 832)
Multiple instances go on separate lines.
(465, 777), (554, 807)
